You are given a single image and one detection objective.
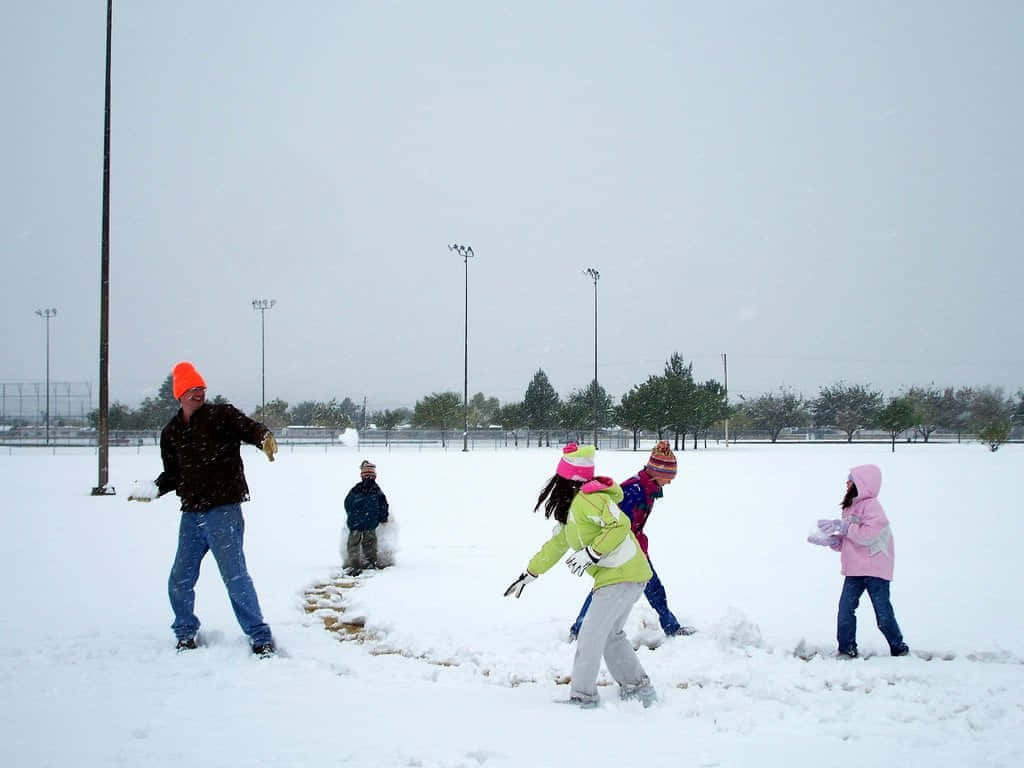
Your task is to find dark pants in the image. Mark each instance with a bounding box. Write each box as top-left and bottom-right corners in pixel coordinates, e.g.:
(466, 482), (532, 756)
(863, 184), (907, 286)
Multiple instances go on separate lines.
(571, 559), (680, 637)
(346, 529), (379, 569)
(168, 503), (272, 646)
(837, 575), (907, 655)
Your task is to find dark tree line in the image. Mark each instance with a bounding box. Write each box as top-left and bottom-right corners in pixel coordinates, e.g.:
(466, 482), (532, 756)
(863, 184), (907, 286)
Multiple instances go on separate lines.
(93, 366), (1023, 454)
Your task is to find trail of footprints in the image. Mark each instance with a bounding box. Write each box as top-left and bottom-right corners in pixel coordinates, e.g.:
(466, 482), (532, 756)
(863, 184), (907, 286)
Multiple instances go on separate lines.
(302, 568), (1023, 692)
(303, 570), (370, 640)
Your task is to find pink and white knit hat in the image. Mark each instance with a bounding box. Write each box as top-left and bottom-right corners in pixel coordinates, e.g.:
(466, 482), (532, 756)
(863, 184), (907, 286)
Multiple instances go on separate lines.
(556, 443), (595, 482)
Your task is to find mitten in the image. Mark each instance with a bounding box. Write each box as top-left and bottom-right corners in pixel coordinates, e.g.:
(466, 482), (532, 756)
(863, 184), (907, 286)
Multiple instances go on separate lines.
(261, 433), (278, 462)
(503, 571), (536, 598)
(807, 532), (842, 548)
(565, 547), (600, 577)
(127, 479), (159, 502)
(817, 519), (842, 534)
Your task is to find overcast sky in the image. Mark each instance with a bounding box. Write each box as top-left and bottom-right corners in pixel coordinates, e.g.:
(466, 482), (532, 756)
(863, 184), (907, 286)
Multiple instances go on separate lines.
(2, 1), (1022, 415)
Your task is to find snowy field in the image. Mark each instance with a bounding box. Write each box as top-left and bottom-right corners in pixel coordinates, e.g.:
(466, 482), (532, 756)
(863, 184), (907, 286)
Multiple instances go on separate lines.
(1, 441), (1022, 768)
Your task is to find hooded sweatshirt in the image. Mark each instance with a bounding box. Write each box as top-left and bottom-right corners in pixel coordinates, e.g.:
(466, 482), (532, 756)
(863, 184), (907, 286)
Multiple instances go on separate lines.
(840, 464), (895, 581)
(527, 477), (653, 589)
(619, 469), (663, 555)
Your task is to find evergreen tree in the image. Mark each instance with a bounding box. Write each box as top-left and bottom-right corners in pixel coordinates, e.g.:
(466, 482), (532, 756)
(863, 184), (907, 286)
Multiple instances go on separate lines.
(494, 401), (525, 446)
(252, 398), (289, 430)
(616, 381), (658, 450)
(522, 369), (560, 447)
(693, 379), (729, 448)
(468, 392), (500, 428)
(412, 392), (463, 448)
(661, 353), (697, 450)
(289, 401), (317, 425)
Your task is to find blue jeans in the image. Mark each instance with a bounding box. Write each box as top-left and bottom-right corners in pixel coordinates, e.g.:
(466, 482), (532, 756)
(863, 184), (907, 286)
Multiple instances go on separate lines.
(571, 559), (680, 637)
(168, 503), (273, 646)
(837, 575), (906, 655)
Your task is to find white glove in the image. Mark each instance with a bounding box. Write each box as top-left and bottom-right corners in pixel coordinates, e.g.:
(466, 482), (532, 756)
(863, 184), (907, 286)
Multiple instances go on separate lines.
(503, 571), (537, 598)
(127, 480), (159, 502)
(565, 547), (600, 577)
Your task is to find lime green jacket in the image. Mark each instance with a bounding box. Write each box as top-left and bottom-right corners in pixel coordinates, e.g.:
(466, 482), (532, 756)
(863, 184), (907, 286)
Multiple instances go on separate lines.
(527, 477), (653, 589)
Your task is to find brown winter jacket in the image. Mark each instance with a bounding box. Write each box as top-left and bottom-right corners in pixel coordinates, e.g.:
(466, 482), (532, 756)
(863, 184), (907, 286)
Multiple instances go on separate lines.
(156, 403), (270, 513)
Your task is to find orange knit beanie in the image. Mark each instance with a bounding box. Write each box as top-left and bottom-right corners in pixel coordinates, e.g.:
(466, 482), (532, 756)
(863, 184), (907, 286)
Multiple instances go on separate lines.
(172, 361), (206, 399)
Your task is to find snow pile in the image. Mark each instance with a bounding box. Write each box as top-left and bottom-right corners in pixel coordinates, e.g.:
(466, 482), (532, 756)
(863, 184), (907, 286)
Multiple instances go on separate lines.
(1, 443), (1022, 767)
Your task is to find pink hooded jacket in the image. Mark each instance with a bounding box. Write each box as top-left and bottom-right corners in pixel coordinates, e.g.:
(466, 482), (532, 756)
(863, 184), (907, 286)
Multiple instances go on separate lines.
(839, 464), (895, 581)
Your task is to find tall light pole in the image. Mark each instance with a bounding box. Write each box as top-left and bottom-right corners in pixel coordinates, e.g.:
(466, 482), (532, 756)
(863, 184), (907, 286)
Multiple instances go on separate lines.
(35, 308), (57, 445)
(449, 244), (474, 452)
(92, 0), (115, 495)
(583, 268), (600, 448)
(252, 299), (276, 417)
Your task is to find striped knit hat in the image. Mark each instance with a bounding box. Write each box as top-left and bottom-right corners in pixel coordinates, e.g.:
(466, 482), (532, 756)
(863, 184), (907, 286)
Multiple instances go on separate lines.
(645, 440), (677, 481)
(360, 460), (377, 479)
(556, 443), (595, 482)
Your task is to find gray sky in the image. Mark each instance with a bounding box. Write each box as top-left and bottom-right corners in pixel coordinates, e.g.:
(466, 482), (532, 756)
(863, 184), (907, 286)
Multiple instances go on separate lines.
(3, 1), (1022, 414)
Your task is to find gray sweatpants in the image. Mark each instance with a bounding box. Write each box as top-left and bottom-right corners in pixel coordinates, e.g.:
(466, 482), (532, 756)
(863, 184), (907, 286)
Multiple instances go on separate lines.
(570, 581), (648, 704)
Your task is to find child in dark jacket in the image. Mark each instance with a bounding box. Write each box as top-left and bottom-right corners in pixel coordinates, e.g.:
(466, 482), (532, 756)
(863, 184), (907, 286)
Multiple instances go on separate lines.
(343, 460), (389, 575)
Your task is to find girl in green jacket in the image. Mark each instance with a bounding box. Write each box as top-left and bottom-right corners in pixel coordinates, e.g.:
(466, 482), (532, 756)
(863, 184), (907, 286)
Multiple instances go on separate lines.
(504, 443), (656, 708)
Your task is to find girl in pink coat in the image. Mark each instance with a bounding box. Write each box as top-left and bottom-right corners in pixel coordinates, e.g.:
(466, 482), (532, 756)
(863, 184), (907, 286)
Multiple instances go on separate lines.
(812, 464), (909, 658)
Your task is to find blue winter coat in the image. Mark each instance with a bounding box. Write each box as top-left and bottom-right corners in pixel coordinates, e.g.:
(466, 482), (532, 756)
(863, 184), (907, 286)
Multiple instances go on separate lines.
(344, 479), (389, 531)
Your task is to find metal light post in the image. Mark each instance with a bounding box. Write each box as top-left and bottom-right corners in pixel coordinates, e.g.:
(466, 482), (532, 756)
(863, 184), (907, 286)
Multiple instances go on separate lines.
(92, 0), (115, 495)
(252, 299), (276, 417)
(449, 244), (474, 452)
(583, 268), (600, 448)
(35, 308), (57, 445)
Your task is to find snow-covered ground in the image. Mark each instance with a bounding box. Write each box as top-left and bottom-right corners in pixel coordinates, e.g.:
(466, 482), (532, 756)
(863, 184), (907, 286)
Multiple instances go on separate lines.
(2, 441), (1021, 767)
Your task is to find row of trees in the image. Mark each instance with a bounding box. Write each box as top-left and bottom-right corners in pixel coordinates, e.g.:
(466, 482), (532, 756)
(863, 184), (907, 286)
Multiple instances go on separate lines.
(93, 376), (370, 433)
(738, 384), (1024, 451)
(92, 359), (1024, 452)
(407, 354), (729, 450)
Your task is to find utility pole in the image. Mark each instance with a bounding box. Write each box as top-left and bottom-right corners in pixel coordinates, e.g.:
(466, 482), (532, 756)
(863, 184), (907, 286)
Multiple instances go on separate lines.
(583, 268), (600, 448)
(722, 353), (729, 447)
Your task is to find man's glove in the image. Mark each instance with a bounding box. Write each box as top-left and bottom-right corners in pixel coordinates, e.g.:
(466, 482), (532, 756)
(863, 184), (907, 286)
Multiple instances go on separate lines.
(565, 547), (600, 577)
(503, 571), (536, 598)
(261, 433), (278, 462)
(127, 480), (159, 502)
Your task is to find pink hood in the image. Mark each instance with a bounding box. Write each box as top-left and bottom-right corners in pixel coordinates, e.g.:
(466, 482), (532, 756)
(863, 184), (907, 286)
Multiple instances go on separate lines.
(849, 464), (882, 501)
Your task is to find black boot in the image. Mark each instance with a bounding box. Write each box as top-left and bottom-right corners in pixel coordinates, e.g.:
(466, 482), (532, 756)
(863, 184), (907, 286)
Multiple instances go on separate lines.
(252, 642), (276, 659)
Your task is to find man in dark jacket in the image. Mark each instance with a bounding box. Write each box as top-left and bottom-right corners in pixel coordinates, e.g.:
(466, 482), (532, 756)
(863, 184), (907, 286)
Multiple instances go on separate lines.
(128, 361), (278, 656)
(343, 460), (389, 575)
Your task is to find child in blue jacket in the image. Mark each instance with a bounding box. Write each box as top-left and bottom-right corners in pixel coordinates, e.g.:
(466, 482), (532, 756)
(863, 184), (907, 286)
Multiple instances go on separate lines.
(343, 460), (389, 575)
(569, 441), (693, 639)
